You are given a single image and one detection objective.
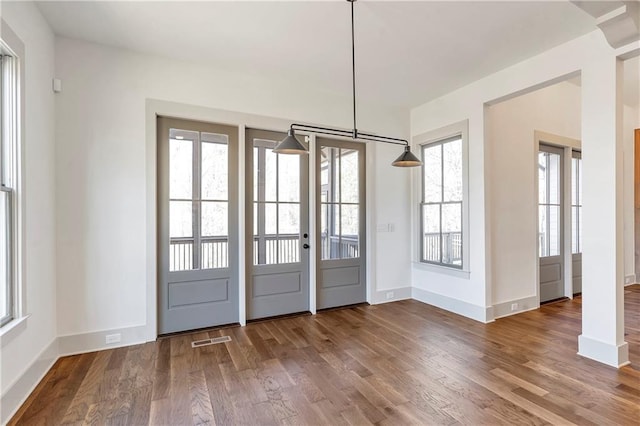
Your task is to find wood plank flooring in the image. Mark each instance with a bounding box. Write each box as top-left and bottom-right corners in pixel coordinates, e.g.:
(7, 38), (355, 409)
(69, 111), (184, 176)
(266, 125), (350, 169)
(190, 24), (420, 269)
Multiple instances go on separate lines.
(9, 285), (640, 425)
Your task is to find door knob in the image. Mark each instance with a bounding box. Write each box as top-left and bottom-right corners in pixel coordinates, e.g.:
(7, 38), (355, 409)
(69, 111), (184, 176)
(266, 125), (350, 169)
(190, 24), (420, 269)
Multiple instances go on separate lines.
(303, 243), (310, 249)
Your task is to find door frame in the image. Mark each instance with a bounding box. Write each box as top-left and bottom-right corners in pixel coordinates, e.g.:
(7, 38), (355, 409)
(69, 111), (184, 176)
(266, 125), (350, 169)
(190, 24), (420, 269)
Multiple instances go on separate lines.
(534, 131), (581, 306)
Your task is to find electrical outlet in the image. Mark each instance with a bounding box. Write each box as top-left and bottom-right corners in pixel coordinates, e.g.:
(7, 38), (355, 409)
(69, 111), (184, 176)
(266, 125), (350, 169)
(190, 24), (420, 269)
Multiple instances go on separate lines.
(386, 291), (394, 300)
(105, 333), (121, 344)
(511, 303), (518, 311)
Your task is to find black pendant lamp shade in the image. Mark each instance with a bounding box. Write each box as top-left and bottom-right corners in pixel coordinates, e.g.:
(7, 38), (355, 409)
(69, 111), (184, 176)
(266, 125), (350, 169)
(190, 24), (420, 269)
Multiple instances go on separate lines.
(392, 145), (422, 167)
(275, 0), (422, 168)
(273, 128), (308, 155)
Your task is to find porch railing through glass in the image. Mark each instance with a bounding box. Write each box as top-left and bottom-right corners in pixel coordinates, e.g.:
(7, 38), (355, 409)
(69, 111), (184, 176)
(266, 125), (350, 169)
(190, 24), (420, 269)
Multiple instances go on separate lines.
(170, 237), (229, 271)
(171, 233), (363, 271)
(320, 233), (359, 259)
(422, 232), (462, 265)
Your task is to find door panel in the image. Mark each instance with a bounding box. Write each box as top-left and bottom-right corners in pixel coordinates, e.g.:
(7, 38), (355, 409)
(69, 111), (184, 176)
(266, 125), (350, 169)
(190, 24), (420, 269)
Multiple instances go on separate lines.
(158, 117), (239, 334)
(572, 256), (582, 294)
(317, 138), (366, 309)
(538, 145), (564, 303)
(246, 129), (309, 320)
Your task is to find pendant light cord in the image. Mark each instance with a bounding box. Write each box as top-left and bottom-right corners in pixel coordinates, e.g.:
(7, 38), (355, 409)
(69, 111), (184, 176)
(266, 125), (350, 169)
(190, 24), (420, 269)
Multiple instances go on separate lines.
(278, 1), (420, 164)
(351, 0), (357, 138)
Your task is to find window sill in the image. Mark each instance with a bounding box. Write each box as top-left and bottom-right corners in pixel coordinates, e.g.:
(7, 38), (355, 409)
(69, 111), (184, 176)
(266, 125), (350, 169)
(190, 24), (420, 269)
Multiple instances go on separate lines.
(412, 261), (470, 279)
(0, 314), (30, 348)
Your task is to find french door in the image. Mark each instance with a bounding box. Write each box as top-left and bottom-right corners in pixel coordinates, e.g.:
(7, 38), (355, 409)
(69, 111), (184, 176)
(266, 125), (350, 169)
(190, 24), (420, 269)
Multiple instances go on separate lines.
(316, 137), (366, 309)
(157, 117), (239, 334)
(571, 150), (582, 294)
(245, 129), (309, 320)
(538, 144), (564, 303)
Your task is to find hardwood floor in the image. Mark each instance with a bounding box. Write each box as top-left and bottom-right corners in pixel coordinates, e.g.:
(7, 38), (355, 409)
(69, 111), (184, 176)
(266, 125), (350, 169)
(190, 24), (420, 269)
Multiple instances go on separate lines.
(10, 286), (640, 425)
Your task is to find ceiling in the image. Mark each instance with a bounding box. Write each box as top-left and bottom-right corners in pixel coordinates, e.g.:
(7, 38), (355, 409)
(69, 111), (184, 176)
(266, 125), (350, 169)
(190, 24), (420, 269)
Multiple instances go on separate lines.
(35, 1), (598, 108)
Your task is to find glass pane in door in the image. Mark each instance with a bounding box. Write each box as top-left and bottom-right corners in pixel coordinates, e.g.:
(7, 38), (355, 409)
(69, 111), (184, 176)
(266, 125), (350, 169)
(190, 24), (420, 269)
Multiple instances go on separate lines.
(253, 140), (301, 265)
(320, 147), (361, 260)
(169, 137), (193, 199)
(571, 154), (582, 254)
(201, 136), (230, 270)
(538, 150), (562, 258)
(168, 129), (232, 272)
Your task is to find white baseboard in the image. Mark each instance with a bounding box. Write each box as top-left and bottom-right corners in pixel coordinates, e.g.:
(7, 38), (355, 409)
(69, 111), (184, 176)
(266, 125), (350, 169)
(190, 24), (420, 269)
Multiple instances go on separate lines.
(578, 334), (630, 368)
(1, 338), (58, 425)
(1, 324), (150, 424)
(58, 324), (149, 357)
(492, 295), (539, 319)
(411, 287), (492, 323)
(624, 274), (636, 286)
(371, 286), (412, 304)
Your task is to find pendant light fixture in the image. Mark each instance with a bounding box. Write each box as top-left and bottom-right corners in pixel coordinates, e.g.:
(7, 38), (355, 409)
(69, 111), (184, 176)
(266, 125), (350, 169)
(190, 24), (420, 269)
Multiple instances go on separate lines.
(273, 0), (422, 168)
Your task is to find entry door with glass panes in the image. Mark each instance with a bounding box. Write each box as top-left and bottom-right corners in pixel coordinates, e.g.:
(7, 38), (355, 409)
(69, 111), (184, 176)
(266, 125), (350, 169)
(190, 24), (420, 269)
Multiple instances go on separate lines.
(538, 144), (564, 303)
(571, 150), (582, 294)
(246, 129), (309, 320)
(317, 138), (366, 309)
(157, 117), (239, 335)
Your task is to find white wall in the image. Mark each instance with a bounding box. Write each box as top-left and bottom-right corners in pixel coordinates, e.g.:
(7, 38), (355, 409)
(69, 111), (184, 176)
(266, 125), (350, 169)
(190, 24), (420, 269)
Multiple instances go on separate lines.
(486, 82), (581, 308)
(0, 1), (57, 422)
(54, 37), (411, 338)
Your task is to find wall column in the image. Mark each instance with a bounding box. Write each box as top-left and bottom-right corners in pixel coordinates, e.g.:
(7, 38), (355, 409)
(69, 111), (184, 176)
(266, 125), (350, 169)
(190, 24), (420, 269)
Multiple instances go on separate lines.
(578, 53), (629, 367)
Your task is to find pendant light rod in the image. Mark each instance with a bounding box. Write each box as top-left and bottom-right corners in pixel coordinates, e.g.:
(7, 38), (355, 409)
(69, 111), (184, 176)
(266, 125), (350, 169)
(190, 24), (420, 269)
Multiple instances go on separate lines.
(288, 123), (407, 146)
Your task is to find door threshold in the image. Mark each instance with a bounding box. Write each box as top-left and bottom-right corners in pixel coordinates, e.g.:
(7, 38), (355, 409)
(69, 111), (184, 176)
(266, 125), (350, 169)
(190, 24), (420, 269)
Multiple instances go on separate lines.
(247, 311), (312, 324)
(158, 322), (241, 339)
(317, 302), (369, 313)
(541, 297), (570, 306)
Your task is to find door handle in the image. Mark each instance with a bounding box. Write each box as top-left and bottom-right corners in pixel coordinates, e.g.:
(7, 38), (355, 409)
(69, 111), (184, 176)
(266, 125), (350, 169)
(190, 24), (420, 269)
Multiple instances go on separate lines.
(303, 243), (310, 249)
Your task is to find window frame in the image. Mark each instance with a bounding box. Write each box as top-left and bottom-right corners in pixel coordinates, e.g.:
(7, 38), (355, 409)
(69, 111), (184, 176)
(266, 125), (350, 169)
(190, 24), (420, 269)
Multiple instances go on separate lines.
(0, 20), (24, 330)
(414, 120), (469, 273)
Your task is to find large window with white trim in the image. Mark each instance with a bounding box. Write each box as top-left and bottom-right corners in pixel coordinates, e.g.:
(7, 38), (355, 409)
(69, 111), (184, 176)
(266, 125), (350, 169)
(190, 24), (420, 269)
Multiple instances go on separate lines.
(420, 135), (464, 268)
(1, 48), (17, 327)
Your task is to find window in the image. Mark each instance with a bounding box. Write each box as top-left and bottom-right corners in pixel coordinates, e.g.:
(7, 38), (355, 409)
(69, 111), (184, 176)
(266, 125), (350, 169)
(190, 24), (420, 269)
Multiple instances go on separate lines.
(420, 135), (464, 268)
(0, 49), (17, 327)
